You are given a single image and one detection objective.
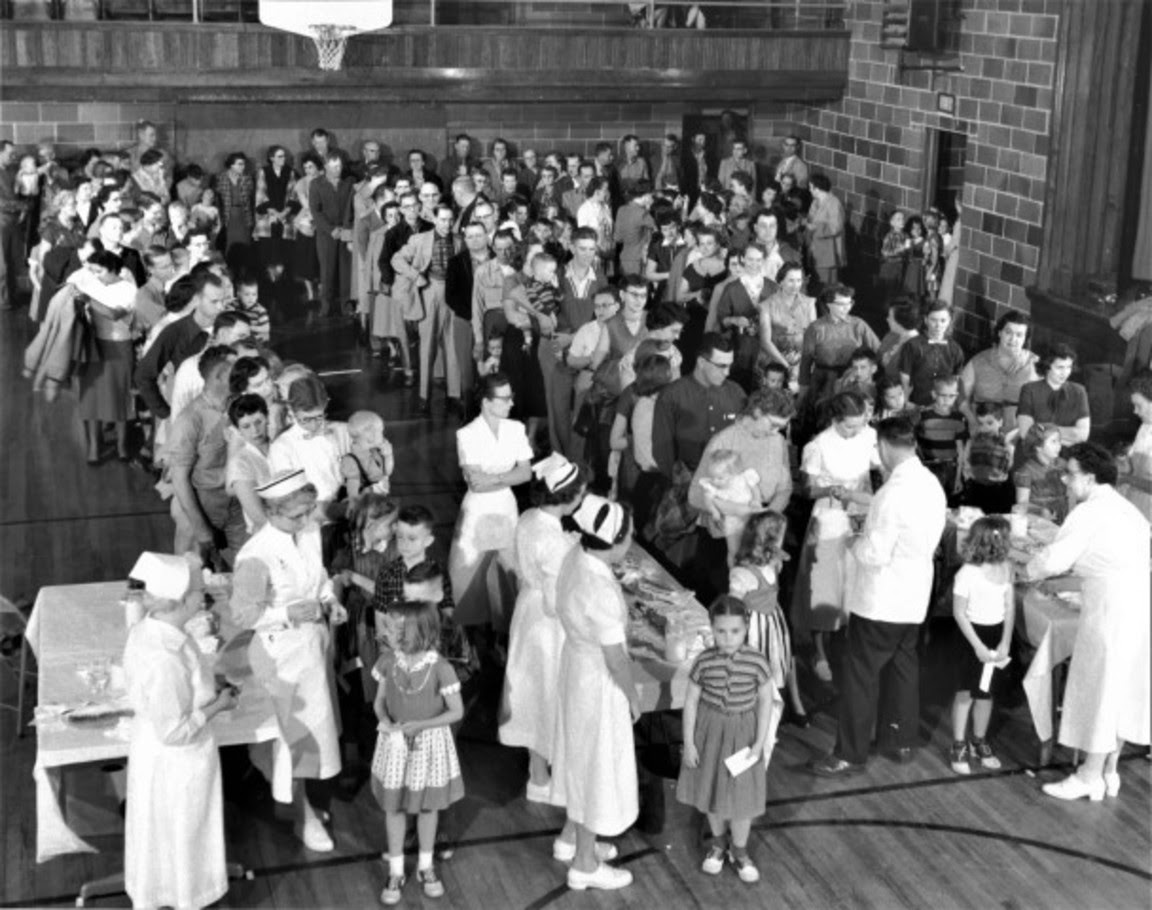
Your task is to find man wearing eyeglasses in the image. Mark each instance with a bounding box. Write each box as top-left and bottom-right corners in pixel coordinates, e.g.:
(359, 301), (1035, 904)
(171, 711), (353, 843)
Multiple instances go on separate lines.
(651, 332), (747, 599)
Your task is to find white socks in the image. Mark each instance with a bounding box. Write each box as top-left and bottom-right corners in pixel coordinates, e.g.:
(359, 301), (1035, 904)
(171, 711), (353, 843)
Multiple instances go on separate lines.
(389, 855), (404, 877)
(418, 850), (433, 872)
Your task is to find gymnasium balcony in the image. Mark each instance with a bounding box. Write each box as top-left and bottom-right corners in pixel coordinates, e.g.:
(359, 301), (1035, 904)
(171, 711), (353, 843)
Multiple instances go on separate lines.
(0, 0), (850, 103)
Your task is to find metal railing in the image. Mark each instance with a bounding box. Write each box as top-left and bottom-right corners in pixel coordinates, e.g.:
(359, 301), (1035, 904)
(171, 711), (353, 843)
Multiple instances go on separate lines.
(1, 0), (847, 29)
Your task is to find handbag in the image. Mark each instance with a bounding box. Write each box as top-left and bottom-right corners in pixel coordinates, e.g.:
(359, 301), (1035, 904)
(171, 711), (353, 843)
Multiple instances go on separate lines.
(646, 461), (697, 543)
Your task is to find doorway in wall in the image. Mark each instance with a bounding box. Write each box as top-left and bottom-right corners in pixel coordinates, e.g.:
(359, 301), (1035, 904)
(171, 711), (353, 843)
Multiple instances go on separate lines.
(681, 110), (750, 193)
(923, 127), (967, 221)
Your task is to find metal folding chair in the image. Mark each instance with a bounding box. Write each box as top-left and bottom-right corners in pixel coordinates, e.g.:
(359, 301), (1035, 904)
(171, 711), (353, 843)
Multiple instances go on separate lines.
(0, 596), (35, 738)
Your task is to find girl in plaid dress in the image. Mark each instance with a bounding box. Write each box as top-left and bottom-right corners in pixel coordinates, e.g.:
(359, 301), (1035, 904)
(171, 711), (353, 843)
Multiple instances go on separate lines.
(371, 600), (465, 905)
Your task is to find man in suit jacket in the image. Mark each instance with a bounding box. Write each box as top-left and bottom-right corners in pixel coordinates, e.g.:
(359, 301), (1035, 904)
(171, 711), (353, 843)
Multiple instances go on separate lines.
(774, 135), (810, 189)
(309, 151), (355, 317)
(391, 204), (461, 414)
(806, 173), (846, 291)
(445, 221), (492, 413)
(717, 138), (757, 197)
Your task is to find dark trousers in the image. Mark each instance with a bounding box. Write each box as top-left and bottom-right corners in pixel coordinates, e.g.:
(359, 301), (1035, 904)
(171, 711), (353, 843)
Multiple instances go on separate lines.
(315, 231), (352, 313)
(0, 215), (23, 308)
(836, 615), (920, 765)
(450, 313), (475, 406)
(689, 527), (729, 607)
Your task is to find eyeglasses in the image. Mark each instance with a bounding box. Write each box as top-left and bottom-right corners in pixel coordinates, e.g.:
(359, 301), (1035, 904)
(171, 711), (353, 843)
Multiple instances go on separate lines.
(294, 410), (328, 427)
(701, 356), (733, 372)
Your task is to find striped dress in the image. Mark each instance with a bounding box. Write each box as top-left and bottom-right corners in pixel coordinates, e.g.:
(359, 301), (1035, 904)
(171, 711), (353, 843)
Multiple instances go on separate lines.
(676, 645), (770, 820)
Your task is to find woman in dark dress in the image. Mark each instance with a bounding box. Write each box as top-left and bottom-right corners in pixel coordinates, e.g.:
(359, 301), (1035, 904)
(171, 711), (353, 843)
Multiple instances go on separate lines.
(677, 225), (728, 372)
(255, 145), (299, 268)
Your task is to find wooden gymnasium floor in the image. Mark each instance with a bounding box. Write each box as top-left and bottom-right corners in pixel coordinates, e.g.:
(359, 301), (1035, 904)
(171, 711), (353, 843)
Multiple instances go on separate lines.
(1, 303), (1150, 909)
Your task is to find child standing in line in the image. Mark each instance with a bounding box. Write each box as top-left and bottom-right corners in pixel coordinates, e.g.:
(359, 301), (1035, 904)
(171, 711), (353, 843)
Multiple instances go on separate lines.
(477, 331), (504, 378)
(915, 375), (968, 506)
(677, 596), (774, 884)
(903, 215), (928, 299)
(962, 401), (1015, 515)
(949, 516), (1015, 774)
(729, 511), (808, 728)
(878, 210), (910, 298)
(372, 600), (465, 905)
(875, 380), (919, 425)
(342, 410), (395, 503)
(332, 494), (399, 708)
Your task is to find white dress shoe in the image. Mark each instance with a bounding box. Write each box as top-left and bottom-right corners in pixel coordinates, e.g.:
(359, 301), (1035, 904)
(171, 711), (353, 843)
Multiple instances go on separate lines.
(553, 839), (618, 863)
(1041, 774), (1105, 802)
(1103, 771), (1121, 797)
(302, 818), (335, 852)
(526, 780), (552, 804)
(567, 863), (633, 891)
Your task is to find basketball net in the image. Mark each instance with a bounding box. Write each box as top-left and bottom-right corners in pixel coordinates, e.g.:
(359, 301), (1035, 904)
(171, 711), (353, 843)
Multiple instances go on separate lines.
(309, 24), (357, 71)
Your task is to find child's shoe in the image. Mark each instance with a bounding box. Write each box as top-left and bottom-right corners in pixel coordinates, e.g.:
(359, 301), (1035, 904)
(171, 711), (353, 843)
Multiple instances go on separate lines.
(729, 850), (760, 883)
(380, 874), (406, 905)
(949, 741), (971, 775)
(969, 738), (1001, 770)
(701, 844), (726, 875)
(418, 867), (445, 899)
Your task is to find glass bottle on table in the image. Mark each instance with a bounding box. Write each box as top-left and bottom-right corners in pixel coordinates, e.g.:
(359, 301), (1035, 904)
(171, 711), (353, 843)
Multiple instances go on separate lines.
(121, 578), (146, 628)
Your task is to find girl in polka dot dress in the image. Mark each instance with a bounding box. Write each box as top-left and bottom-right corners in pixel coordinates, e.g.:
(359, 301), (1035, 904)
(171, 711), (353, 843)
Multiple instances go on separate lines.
(371, 600), (465, 905)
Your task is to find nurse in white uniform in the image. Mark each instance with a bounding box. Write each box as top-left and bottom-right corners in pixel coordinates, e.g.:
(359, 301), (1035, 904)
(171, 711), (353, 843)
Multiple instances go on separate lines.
(123, 551), (237, 910)
(449, 371), (533, 630)
(498, 453), (586, 801)
(550, 495), (641, 893)
(1026, 443), (1151, 802)
(230, 469), (346, 852)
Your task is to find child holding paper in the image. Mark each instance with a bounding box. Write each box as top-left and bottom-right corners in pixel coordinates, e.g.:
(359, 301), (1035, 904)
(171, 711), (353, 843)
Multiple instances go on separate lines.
(949, 515), (1015, 775)
(676, 596), (774, 884)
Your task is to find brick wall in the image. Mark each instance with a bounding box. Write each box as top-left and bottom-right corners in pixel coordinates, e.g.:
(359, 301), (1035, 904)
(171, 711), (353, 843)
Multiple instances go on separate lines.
(0, 101), (177, 151)
(781, 0), (1059, 347)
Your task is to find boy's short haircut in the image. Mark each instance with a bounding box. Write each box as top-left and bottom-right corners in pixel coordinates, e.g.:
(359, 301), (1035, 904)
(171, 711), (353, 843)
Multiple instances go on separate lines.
(762, 361), (789, 379)
(530, 252), (557, 270)
(849, 345), (878, 365)
(397, 504), (435, 531)
(932, 374), (960, 393)
(975, 401), (1005, 419)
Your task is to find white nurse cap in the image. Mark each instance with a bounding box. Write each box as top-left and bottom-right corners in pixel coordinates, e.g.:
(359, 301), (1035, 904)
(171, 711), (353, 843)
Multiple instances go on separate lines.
(128, 552), (193, 602)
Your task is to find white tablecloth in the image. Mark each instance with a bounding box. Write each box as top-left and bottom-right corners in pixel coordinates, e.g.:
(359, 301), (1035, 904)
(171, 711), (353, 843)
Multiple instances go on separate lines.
(28, 582), (290, 863)
(1017, 585), (1081, 743)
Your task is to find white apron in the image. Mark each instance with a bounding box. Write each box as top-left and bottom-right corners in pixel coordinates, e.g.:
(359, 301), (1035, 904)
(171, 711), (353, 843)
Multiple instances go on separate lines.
(1029, 486), (1151, 752)
(549, 549), (639, 836)
(499, 509), (577, 758)
(449, 416), (533, 629)
(124, 618), (227, 910)
(234, 522), (342, 780)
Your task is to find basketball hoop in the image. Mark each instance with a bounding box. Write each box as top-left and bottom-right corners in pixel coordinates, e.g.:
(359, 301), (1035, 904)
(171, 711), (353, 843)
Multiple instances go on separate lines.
(260, 0), (393, 71)
(309, 24), (357, 71)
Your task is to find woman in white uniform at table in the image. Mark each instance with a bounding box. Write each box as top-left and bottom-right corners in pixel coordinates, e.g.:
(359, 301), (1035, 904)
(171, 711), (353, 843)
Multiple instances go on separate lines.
(449, 371), (533, 631)
(1025, 443), (1151, 801)
(550, 495), (641, 893)
(230, 469), (346, 852)
(499, 453), (586, 801)
(122, 551), (237, 910)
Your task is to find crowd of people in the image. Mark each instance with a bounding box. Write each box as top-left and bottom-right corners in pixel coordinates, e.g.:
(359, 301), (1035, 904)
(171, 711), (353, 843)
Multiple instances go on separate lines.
(3, 122), (1151, 907)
